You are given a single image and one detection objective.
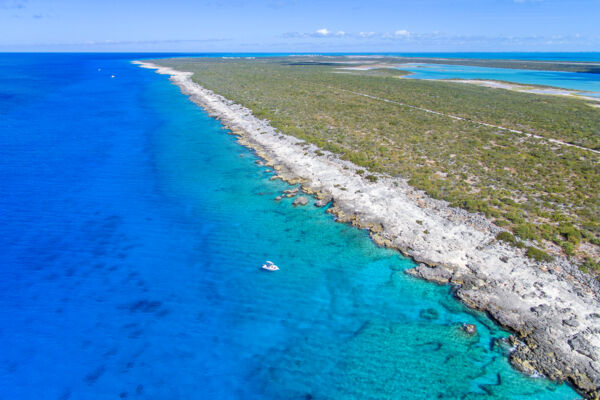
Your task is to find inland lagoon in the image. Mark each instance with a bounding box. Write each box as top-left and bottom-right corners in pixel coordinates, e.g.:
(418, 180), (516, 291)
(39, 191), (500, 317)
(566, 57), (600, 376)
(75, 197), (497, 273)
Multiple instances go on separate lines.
(0, 54), (580, 399)
(395, 62), (600, 98)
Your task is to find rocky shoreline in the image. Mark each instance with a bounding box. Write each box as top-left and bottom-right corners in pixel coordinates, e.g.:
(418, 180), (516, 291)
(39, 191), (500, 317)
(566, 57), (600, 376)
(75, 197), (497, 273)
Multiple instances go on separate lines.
(135, 61), (600, 399)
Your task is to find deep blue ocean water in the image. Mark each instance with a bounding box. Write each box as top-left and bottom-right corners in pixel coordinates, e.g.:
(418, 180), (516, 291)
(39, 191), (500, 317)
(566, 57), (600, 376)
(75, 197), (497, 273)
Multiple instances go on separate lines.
(0, 53), (581, 399)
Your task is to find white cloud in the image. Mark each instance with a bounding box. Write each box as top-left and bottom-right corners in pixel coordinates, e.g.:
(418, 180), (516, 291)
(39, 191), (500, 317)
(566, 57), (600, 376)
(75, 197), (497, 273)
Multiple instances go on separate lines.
(283, 28), (339, 38)
(280, 29), (594, 50)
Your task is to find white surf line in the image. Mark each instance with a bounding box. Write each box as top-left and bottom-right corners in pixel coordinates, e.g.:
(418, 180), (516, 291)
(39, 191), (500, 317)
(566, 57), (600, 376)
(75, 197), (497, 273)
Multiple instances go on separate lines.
(329, 86), (600, 156)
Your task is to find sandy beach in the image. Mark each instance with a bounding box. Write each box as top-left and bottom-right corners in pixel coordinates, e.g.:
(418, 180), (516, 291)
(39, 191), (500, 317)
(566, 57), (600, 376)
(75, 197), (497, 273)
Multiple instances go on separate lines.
(135, 61), (600, 398)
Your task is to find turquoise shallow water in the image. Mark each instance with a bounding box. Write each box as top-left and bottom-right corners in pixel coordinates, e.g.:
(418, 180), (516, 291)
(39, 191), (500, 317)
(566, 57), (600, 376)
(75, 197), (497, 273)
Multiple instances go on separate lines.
(0, 54), (579, 399)
(397, 63), (600, 98)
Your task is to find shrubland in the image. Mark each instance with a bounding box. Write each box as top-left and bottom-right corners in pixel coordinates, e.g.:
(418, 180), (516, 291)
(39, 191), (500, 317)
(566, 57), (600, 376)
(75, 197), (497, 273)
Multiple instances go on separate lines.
(152, 56), (600, 274)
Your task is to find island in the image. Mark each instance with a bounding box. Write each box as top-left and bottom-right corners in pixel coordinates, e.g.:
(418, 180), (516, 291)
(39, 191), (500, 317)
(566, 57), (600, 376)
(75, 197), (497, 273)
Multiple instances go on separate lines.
(135, 56), (600, 399)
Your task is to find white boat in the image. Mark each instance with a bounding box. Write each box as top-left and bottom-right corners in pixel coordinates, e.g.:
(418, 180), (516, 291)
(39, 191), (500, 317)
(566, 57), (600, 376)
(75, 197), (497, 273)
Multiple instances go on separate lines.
(261, 261), (279, 271)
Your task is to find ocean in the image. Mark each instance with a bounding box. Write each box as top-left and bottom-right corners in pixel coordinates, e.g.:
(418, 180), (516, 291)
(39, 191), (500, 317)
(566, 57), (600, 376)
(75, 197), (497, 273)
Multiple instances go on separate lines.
(0, 53), (580, 399)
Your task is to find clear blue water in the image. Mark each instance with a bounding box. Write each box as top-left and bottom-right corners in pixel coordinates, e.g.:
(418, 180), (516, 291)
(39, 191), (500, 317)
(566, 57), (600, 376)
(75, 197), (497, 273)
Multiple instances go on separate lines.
(397, 63), (600, 98)
(0, 53), (579, 399)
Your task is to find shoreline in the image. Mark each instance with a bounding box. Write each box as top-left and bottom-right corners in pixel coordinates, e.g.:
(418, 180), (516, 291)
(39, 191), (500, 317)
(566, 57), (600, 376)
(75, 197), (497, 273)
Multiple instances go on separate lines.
(134, 61), (600, 398)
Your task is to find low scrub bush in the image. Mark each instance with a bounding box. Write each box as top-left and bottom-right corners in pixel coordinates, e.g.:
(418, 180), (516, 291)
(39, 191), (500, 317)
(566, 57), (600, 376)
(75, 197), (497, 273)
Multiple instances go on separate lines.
(526, 247), (553, 263)
(496, 231), (517, 245)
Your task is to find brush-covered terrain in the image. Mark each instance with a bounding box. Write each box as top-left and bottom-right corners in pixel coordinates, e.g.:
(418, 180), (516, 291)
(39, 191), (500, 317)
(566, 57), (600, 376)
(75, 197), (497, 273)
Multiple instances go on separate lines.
(152, 56), (600, 275)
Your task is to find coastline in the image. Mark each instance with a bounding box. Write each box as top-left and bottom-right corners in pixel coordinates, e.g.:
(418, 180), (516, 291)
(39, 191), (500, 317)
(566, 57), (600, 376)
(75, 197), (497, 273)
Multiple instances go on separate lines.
(134, 61), (600, 398)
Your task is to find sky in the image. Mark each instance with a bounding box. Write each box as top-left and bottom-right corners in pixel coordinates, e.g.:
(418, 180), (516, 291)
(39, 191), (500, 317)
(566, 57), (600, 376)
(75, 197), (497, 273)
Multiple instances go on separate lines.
(1, 0), (599, 52)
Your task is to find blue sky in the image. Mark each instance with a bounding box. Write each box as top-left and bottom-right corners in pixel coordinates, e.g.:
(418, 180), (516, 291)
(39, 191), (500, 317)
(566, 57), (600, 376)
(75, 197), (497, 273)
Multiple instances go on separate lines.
(1, 0), (599, 52)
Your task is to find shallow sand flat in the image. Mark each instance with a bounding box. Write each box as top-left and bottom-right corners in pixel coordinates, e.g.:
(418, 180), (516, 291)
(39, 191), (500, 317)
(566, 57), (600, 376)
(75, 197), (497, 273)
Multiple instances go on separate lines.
(448, 79), (600, 101)
(135, 61), (600, 398)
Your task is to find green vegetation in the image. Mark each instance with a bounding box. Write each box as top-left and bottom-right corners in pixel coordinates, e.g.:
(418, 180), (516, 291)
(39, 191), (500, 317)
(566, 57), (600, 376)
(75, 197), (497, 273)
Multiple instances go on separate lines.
(581, 257), (600, 273)
(152, 56), (600, 274)
(526, 247), (554, 263)
(496, 231), (517, 245)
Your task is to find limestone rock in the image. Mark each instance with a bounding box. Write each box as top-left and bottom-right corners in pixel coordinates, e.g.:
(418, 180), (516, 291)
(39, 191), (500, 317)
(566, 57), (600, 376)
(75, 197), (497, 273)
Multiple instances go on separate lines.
(293, 196), (309, 206)
(404, 264), (453, 285)
(315, 198), (331, 207)
(462, 323), (477, 335)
